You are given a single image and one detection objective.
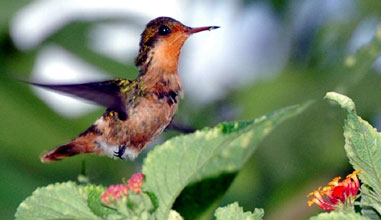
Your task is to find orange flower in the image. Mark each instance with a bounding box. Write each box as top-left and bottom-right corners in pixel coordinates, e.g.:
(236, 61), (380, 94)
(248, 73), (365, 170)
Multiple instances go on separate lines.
(100, 184), (128, 205)
(307, 170), (361, 211)
(127, 173), (144, 193)
(100, 172), (145, 206)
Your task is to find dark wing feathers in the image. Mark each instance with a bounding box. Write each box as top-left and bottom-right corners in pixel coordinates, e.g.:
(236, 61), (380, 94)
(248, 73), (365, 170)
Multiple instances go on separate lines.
(28, 80), (129, 120)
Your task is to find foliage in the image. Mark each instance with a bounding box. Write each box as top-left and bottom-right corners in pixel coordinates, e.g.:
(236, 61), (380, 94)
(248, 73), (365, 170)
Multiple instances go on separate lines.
(300, 92), (381, 219)
(4, 1), (381, 220)
(16, 92), (381, 219)
(15, 103), (308, 219)
(214, 202), (264, 220)
(309, 212), (370, 220)
(15, 182), (101, 220)
(143, 102), (310, 219)
(324, 92), (381, 219)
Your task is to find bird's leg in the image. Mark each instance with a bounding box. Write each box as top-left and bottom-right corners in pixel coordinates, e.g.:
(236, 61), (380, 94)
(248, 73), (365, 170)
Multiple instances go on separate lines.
(114, 144), (126, 159)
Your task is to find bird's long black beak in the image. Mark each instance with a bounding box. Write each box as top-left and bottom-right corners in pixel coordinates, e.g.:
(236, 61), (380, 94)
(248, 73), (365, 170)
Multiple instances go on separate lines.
(188, 26), (220, 34)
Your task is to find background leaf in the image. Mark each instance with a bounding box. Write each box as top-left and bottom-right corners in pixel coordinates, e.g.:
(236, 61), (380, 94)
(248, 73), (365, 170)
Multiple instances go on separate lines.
(325, 92), (381, 217)
(142, 102), (310, 220)
(214, 202), (264, 220)
(15, 181), (101, 220)
(4, 2), (381, 219)
(336, 26), (381, 92)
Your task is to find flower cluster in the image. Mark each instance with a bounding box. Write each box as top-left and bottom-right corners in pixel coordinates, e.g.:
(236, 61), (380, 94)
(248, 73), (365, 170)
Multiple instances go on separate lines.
(307, 170), (361, 211)
(100, 184), (129, 206)
(100, 173), (144, 206)
(127, 173), (144, 193)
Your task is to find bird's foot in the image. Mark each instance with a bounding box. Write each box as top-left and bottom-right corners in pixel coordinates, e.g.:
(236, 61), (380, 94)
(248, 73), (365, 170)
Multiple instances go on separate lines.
(114, 144), (126, 159)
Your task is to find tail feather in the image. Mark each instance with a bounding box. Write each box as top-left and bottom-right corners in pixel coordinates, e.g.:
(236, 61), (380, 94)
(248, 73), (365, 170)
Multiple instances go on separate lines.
(41, 127), (99, 163)
(41, 143), (80, 163)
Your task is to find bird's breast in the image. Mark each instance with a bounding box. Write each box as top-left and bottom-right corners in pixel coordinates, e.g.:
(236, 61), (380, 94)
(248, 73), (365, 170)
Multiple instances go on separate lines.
(98, 92), (179, 156)
(127, 93), (178, 140)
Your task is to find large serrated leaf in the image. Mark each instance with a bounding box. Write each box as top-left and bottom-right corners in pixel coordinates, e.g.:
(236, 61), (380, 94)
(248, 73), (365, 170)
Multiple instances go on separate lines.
(325, 92), (381, 217)
(142, 102), (311, 220)
(15, 181), (100, 220)
(309, 212), (371, 220)
(214, 202), (263, 220)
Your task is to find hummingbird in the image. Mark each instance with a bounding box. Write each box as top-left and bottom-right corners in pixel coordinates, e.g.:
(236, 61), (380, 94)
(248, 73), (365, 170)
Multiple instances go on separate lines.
(29, 17), (219, 163)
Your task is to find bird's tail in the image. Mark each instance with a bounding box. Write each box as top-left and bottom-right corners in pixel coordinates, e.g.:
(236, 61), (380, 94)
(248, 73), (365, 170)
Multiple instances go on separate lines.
(41, 124), (101, 163)
(41, 133), (98, 162)
(41, 142), (81, 163)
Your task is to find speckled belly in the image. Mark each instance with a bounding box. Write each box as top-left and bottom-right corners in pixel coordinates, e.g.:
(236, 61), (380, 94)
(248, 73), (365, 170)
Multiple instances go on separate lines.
(97, 95), (178, 159)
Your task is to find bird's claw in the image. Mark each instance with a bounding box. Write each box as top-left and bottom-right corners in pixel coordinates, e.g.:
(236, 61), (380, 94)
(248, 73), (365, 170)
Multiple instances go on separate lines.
(114, 144), (126, 159)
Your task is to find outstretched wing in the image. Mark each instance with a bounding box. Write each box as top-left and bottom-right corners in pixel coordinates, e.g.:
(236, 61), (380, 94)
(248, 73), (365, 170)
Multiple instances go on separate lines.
(27, 79), (131, 120)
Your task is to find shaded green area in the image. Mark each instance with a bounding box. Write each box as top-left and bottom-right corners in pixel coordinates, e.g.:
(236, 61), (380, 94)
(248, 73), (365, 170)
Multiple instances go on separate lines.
(2, 1), (381, 219)
(173, 172), (237, 220)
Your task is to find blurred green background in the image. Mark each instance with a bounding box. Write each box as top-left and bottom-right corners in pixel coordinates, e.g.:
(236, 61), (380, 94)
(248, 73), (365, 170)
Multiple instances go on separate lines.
(1, 0), (381, 219)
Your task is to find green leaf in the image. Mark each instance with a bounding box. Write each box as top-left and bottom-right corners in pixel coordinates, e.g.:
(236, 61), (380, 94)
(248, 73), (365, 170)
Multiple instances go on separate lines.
(361, 185), (381, 220)
(309, 212), (370, 220)
(124, 191), (154, 219)
(142, 102), (311, 220)
(15, 181), (101, 220)
(325, 92), (355, 112)
(325, 92), (381, 217)
(214, 202), (264, 220)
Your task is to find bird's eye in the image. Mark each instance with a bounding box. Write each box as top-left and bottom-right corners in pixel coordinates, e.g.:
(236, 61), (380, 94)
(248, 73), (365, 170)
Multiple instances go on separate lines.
(158, 25), (171, 36)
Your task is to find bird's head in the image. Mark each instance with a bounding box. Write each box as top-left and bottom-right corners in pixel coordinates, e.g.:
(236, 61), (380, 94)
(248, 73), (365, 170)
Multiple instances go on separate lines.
(135, 17), (219, 74)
